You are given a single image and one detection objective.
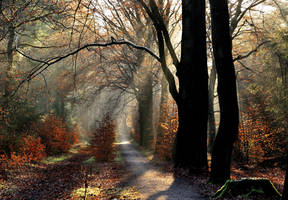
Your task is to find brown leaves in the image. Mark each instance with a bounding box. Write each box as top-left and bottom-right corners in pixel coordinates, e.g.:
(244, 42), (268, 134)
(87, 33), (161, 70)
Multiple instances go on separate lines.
(33, 114), (79, 155)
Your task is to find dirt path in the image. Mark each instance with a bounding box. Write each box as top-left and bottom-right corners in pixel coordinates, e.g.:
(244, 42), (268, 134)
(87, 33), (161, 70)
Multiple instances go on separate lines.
(1, 135), (207, 200)
(118, 132), (206, 200)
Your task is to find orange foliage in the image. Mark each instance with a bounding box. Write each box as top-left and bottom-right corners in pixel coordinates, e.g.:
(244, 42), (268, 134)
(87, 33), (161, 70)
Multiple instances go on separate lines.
(0, 152), (28, 169)
(91, 115), (116, 161)
(20, 135), (46, 162)
(33, 114), (79, 155)
(0, 135), (45, 169)
(236, 104), (283, 164)
(155, 100), (178, 160)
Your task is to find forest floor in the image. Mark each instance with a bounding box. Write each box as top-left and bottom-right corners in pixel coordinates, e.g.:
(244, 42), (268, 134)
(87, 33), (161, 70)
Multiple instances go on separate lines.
(0, 136), (285, 200)
(0, 144), (140, 200)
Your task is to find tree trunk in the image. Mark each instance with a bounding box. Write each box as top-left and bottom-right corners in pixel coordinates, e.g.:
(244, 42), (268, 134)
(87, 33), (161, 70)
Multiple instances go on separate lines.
(137, 70), (154, 148)
(208, 61), (217, 153)
(209, 0), (239, 183)
(3, 25), (15, 98)
(173, 0), (208, 171)
(155, 73), (169, 154)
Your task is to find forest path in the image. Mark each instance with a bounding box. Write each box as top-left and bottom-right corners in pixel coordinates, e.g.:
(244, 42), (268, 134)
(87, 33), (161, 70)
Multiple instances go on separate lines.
(118, 132), (206, 200)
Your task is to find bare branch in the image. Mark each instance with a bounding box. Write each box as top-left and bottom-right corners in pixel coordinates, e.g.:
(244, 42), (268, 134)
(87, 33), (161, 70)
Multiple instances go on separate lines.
(12, 39), (160, 97)
(233, 40), (270, 62)
(236, 60), (257, 73)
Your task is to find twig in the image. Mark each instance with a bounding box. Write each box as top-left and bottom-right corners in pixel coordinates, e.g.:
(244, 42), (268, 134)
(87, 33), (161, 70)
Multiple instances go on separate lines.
(233, 40), (270, 62)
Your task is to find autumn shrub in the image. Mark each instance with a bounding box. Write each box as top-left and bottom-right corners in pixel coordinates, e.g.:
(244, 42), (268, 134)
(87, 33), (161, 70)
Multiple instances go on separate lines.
(33, 114), (79, 155)
(234, 103), (285, 164)
(155, 101), (178, 160)
(0, 96), (39, 155)
(0, 134), (46, 169)
(91, 115), (116, 161)
(20, 135), (46, 162)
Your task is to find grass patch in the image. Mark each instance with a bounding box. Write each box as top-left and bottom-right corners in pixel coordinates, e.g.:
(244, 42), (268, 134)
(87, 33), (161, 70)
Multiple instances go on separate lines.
(42, 154), (72, 164)
(83, 157), (95, 165)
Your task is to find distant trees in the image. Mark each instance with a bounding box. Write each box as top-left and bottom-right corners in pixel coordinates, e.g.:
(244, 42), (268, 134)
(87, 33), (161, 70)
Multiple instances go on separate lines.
(0, 0), (71, 98)
(233, 0), (288, 164)
(90, 0), (158, 148)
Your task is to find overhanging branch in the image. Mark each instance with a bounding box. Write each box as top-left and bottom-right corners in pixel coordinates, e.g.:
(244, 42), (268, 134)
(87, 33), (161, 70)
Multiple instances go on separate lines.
(12, 39), (160, 97)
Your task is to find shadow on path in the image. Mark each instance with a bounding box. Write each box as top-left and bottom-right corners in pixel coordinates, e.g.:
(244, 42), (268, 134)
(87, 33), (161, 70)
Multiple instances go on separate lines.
(117, 131), (207, 200)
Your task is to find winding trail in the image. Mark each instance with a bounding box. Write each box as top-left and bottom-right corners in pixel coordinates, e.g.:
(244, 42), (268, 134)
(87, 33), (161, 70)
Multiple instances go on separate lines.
(118, 132), (206, 200)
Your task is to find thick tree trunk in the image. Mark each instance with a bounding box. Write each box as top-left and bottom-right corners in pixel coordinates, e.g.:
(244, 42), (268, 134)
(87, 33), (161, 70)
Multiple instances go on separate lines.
(3, 25), (15, 98)
(208, 61), (217, 153)
(209, 0), (239, 183)
(173, 0), (208, 171)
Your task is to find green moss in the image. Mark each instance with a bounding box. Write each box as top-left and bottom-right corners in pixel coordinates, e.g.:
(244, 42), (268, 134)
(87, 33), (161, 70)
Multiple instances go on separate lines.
(214, 178), (282, 199)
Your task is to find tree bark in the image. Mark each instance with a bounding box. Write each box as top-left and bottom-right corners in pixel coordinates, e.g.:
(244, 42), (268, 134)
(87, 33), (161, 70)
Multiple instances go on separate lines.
(3, 25), (15, 98)
(173, 0), (208, 171)
(209, 0), (240, 183)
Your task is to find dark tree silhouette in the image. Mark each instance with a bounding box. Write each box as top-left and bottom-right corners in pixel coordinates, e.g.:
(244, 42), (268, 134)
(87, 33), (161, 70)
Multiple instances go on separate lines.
(173, 0), (208, 170)
(209, 0), (239, 183)
(140, 0), (208, 170)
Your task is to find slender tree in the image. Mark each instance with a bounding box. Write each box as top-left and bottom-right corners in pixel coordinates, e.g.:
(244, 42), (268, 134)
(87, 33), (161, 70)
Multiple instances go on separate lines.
(209, 0), (239, 183)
